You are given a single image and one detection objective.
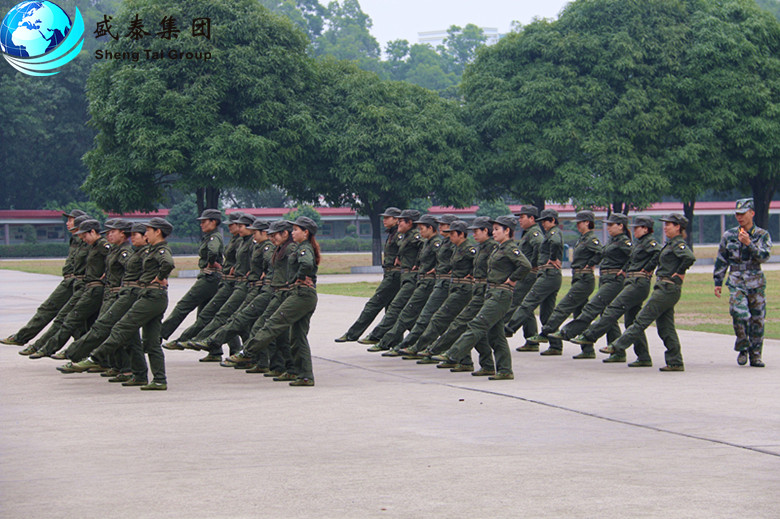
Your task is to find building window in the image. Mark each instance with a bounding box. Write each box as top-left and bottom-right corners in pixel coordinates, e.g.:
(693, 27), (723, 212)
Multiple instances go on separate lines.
(359, 222), (371, 236)
(321, 223), (333, 236)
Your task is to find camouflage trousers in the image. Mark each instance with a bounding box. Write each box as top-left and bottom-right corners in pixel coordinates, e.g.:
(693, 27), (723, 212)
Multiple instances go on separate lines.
(728, 283), (766, 354)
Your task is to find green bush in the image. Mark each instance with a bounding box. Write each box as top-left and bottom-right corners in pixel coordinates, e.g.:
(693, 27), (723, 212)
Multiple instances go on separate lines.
(168, 242), (201, 255)
(318, 237), (373, 252)
(0, 243), (69, 258)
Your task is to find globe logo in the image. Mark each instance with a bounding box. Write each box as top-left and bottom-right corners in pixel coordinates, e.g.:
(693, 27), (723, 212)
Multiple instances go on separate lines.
(0, 1), (85, 76)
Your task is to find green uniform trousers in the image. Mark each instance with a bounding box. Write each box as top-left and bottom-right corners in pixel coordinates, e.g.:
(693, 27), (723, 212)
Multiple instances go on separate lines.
(93, 288), (168, 384)
(611, 281), (683, 366)
(65, 289), (136, 361)
(582, 277), (652, 361)
(31, 282), (86, 353)
(542, 272), (594, 350)
(378, 278), (435, 350)
(435, 285), (495, 370)
(176, 279), (235, 341)
(367, 273), (418, 342)
(248, 290), (291, 373)
(505, 272), (539, 340)
(192, 282), (247, 356)
(344, 270), (401, 340)
(208, 287), (274, 368)
(41, 284), (105, 355)
(412, 283), (472, 353)
(244, 286), (317, 380)
(446, 288), (513, 374)
(160, 274), (220, 339)
(399, 279), (451, 352)
(507, 269), (562, 341)
(14, 277), (75, 344)
(558, 274), (624, 351)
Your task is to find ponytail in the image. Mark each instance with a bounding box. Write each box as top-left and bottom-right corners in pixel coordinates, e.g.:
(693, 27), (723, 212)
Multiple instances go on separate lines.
(272, 231), (293, 264)
(309, 235), (321, 265)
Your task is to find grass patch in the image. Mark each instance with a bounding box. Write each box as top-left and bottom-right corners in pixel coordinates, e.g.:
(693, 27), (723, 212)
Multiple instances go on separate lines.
(318, 282), (380, 298)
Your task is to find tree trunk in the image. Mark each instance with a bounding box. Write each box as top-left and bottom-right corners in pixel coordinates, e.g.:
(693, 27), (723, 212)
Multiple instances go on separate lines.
(682, 199), (695, 250)
(612, 201), (629, 215)
(367, 205), (382, 266)
(195, 187), (205, 216)
(750, 177), (776, 230)
(531, 196), (545, 212)
(205, 186), (220, 209)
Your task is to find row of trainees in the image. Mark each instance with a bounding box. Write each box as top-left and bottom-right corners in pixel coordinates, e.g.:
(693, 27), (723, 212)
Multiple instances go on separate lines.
(336, 199), (770, 375)
(2, 209), (321, 388)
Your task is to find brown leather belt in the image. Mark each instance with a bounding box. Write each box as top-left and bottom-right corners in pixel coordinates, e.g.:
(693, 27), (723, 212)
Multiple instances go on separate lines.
(600, 268), (623, 275)
(657, 276), (678, 285)
(419, 273), (436, 280)
(473, 278), (487, 284)
(273, 286), (292, 292)
(385, 266), (402, 272)
(450, 278), (473, 285)
(538, 264), (557, 270)
(201, 268), (219, 275)
(627, 271), (652, 279)
(63, 274), (75, 279)
(143, 282), (167, 290)
(435, 274), (450, 280)
(572, 268), (595, 274)
(488, 282), (513, 291)
(110, 286), (123, 293)
(73, 275), (85, 280)
(530, 267), (540, 274)
(86, 281), (104, 288)
(123, 281), (143, 288)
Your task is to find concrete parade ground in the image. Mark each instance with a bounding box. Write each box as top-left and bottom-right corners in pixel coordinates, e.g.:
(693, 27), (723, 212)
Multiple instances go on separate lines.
(1, 270), (779, 518)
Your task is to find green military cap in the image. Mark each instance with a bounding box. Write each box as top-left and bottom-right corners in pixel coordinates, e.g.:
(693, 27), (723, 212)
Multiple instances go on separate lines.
(631, 216), (654, 228)
(468, 216), (492, 230)
(100, 218), (119, 233)
(514, 205), (539, 217)
(225, 212), (244, 224)
(63, 209), (87, 218)
(538, 209), (559, 222)
(735, 198), (754, 214)
(575, 210), (596, 223)
(603, 213), (628, 226)
(449, 220), (469, 234)
(436, 214), (458, 225)
(660, 213), (688, 229)
(267, 220), (292, 235)
(146, 217), (174, 236)
(112, 219), (133, 233)
(76, 219), (101, 234)
(399, 209), (421, 221)
(491, 215), (519, 229)
(248, 219), (269, 231)
(414, 214), (438, 227)
(197, 209), (222, 223)
(131, 223), (147, 234)
(293, 216), (318, 236)
(71, 215), (91, 231)
(380, 207), (402, 217)
(236, 214), (256, 226)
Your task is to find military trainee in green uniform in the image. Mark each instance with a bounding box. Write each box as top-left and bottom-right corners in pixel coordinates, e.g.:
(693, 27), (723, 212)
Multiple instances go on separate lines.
(363, 209), (423, 349)
(426, 216), (498, 375)
(505, 209), (564, 349)
(390, 214), (457, 354)
(604, 214), (696, 371)
(506, 206), (545, 350)
(534, 210), (602, 355)
(547, 213), (632, 358)
(2, 209), (87, 347)
(409, 220), (477, 361)
(70, 218), (175, 390)
(19, 215), (92, 356)
(441, 216), (531, 380)
(714, 198), (772, 367)
(374, 214), (442, 353)
(570, 216), (661, 366)
(34, 219), (112, 357)
(160, 209), (224, 344)
(335, 207), (402, 342)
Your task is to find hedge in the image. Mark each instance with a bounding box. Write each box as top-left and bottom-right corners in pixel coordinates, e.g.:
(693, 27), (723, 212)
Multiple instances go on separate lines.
(0, 243), (70, 258)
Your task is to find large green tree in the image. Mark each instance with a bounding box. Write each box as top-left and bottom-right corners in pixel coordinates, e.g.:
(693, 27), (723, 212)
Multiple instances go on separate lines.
(83, 0), (314, 214)
(312, 0), (381, 73)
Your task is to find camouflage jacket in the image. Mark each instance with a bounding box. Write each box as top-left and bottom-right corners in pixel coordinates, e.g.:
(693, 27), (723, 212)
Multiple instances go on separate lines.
(714, 225), (772, 288)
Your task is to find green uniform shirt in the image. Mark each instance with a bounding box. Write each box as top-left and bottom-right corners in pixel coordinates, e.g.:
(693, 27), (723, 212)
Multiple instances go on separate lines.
(626, 233), (661, 272)
(396, 229), (424, 270)
(288, 240), (318, 286)
(450, 240), (478, 278)
(487, 239), (532, 284)
(655, 235), (696, 280)
(72, 240), (90, 276)
(570, 230), (602, 269)
(105, 241), (133, 287)
(84, 237), (112, 283)
(599, 232), (632, 271)
(222, 234), (241, 272)
(248, 239), (274, 282)
(538, 225), (564, 264)
(519, 224), (544, 267)
(473, 238), (498, 279)
(62, 235), (80, 276)
(198, 229), (224, 269)
(270, 241), (293, 287)
(417, 234), (442, 273)
(122, 245), (148, 284)
(139, 240), (174, 284)
(382, 225), (400, 268)
(435, 237), (454, 274)
(233, 234), (254, 278)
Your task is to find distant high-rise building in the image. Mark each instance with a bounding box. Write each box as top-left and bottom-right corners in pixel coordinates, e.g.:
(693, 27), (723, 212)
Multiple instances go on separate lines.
(418, 27), (501, 47)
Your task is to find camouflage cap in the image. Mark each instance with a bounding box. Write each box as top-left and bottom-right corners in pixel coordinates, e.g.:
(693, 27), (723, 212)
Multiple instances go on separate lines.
(660, 213), (688, 229)
(538, 209), (559, 222)
(76, 219), (101, 235)
(248, 219), (269, 231)
(735, 198), (754, 214)
(380, 207), (402, 217)
(467, 216), (493, 230)
(631, 216), (654, 228)
(414, 214), (438, 227)
(63, 209), (87, 218)
(399, 209), (421, 221)
(131, 222), (147, 234)
(197, 209), (222, 222)
(575, 210), (596, 223)
(436, 214), (458, 225)
(293, 216), (318, 236)
(514, 205), (539, 217)
(449, 220), (469, 234)
(491, 215), (519, 229)
(236, 214), (256, 227)
(267, 220), (292, 235)
(146, 217), (174, 236)
(604, 213), (628, 226)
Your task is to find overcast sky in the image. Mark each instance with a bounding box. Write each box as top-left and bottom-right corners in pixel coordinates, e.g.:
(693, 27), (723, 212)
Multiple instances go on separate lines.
(355, 0), (573, 49)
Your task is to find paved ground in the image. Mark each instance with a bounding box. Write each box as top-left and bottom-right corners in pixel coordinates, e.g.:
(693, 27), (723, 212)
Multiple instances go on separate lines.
(1, 270), (779, 518)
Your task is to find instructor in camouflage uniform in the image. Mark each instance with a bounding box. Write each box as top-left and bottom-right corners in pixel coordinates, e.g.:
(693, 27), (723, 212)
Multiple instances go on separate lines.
(714, 198), (772, 367)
